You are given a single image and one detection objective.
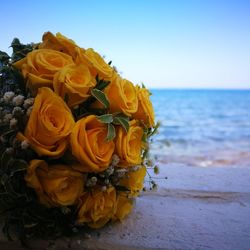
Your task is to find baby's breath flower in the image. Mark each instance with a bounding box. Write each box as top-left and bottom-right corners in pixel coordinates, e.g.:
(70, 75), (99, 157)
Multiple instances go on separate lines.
(12, 106), (23, 117)
(115, 168), (127, 178)
(9, 118), (18, 128)
(111, 154), (120, 166)
(3, 113), (12, 123)
(61, 207), (71, 214)
(91, 176), (97, 184)
(105, 166), (114, 176)
(21, 140), (30, 150)
(130, 165), (140, 172)
(86, 176), (98, 187)
(101, 186), (107, 192)
(26, 106), (33, 117)
(23, 98), (34, 109)
(12, 95), (25, 106)
(5, 147), (14, 154)
(153, 165), (159, 174)
(3, 91), (15, 103)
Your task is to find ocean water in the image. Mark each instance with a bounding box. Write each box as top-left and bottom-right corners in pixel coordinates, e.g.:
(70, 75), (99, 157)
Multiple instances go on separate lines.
(150, 89), (250, 168)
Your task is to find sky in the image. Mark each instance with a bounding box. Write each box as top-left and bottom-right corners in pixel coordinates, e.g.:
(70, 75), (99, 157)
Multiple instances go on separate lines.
(1, 0), (250, 89)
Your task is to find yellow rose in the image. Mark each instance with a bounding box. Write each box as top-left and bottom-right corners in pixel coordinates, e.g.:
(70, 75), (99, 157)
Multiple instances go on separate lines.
(115, 120), (143, 166)
(53, 64), (96, 108)
(25, 159), (84, 207)
(17, 87), (75, 158)
(133, 86), (155, 127)
(39, 32), (82, 59)
(76, 48), (114, 80)
(77, 187), (116, 228)
(119, 166), (146, 197)
(13, 49), (73, 94)
(113, 194), (133, 220)
(105, 75), (138, 116)
(70, 115), (115, 172)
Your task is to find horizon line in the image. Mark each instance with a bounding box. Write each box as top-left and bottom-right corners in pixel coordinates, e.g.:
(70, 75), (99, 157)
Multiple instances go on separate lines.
(148, 86), (250, 90)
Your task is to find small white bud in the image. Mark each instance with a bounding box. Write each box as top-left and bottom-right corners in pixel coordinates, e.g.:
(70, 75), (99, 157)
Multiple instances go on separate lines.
(3, 91), (15, 103)
(13, 95), (25, 106)
(101, 186), (107, 192)
(105, 166), (114, 176)
(12, 106), (23, 117)
(26, 106), (33, 116)
(83, 233), (91, 239)
(23, 98), (34, 109)
(9, 118), (18, 128)
(131, 165), (140, 172)
(6, 147), (14, 154)
(111, 154), (120, 166)
(21, 140), (30, 150)
(91, 176), (97, 184)
(3, 113), (12, 123)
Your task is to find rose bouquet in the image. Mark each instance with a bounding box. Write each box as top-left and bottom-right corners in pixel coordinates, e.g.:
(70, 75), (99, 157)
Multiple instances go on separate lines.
(0, 32), (158, 241)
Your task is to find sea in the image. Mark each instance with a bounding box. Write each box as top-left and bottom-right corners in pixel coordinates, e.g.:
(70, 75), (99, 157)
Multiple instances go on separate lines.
(150, 89), (250, 168)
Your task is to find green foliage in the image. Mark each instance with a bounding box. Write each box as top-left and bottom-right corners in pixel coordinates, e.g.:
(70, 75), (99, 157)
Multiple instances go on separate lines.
(0, 38), (35, 97)
(0, 51), (10, 65)
(96, 113), (130, 140)
(106, 123), (116, 141)
(113, 115), (129, 132)
(64, 93), (69, 104)
(97, 114), (113, 123)
(95, 75), (110, 90)
(147, 121), (160, 137)
(91, 89), (110, 109)
(10, 38), (37, 62)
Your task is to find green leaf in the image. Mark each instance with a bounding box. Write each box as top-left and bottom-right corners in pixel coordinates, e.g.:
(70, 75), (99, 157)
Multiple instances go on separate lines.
(10, 160), (28, 177)
(1, 174), (8, 186)
(97, 114), (113, 124)
(106, 123), (116, 141)
(2, 220), (13, 241)
(91, 89), (110, 108)
(0, 51), (10, 64)
(97, 80), (110, 90)
(64, 93), (69, 104)
(10, 38), (22, 49)
(113, 116), (129, 132)
(148, 121), (160, 137)
(142, 147), (149, 160)
(95, 75), (110, 90)
(95, 74), (100, 83)
(1, 149), (13, 171)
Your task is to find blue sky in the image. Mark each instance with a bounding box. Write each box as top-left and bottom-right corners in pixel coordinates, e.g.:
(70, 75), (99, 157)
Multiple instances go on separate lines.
(1, 0), (250, 89)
